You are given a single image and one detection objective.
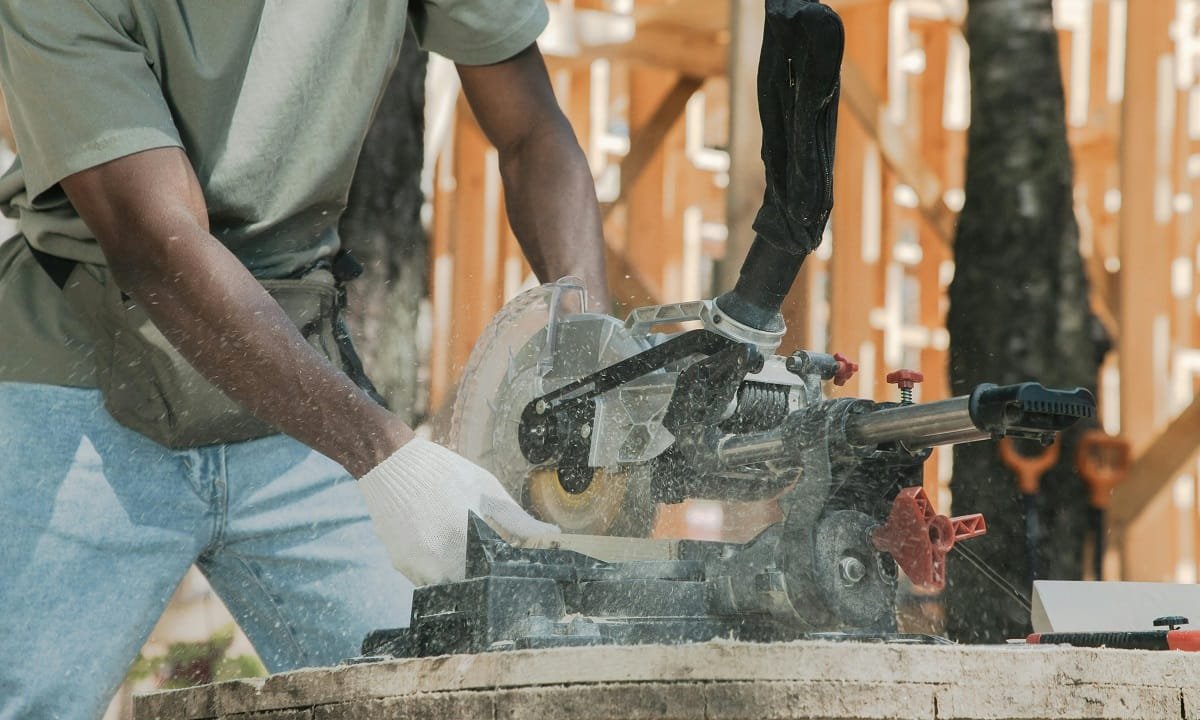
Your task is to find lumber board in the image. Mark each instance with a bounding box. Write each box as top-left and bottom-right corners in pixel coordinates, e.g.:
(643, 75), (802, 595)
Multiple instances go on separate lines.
(1110, 394), (1200, 526)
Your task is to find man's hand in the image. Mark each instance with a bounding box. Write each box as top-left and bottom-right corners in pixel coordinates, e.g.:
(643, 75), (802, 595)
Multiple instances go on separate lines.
(458, 45), (611, 312)
(359, 438), (559, 586)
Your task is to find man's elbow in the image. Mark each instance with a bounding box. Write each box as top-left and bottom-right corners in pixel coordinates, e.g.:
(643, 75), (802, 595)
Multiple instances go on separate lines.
(499, 117), (589, 182)
(59, 147), (212, 293)
(92, 209), (206, 294)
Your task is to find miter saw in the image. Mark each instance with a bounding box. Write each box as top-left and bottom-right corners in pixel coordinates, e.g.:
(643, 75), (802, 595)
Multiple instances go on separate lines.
(361, 0), (1096, 658)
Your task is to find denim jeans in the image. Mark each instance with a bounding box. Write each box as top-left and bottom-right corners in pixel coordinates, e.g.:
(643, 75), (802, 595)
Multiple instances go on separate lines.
(0, 383), (414, 719)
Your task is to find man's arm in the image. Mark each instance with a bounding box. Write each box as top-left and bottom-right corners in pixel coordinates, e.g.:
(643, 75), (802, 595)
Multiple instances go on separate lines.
(457, 44), (610, 311)
(61, 146), (557, 585)
(60, 148), (412, 478)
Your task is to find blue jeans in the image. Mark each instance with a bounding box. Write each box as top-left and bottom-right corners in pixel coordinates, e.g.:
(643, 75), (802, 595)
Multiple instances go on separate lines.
(0, 383), (414, 719)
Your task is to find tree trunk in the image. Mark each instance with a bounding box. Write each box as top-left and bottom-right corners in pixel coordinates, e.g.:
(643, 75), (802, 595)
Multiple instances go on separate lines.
(945, 0), (1106, 643)
(339, 37), (429, 425)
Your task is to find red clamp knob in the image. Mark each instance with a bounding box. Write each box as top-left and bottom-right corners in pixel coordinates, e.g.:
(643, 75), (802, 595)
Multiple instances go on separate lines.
(885, 369), (924, 390)
(871, 486), (987, 592)
(832, 352), (858, 386)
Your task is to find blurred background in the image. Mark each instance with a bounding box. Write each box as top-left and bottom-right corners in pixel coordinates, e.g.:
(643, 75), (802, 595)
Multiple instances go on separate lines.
(3, 0), (1198, 715)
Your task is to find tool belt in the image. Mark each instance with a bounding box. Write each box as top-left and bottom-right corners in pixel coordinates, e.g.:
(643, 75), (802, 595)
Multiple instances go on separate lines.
(28, 240), (381, 449)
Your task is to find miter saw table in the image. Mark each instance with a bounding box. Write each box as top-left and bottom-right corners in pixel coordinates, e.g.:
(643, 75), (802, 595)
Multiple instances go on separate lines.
(361, 0), (1096, 660)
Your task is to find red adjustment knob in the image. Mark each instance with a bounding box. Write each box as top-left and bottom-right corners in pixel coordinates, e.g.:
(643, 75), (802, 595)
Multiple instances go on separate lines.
(870, 486), (988, 592)
(885, 369), (925, 390)
(886, 369), (924, 405)
(832, 352), (858, 386)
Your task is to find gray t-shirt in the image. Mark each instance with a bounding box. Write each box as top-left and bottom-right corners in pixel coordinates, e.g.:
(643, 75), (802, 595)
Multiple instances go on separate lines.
(0, 0), (547, 386)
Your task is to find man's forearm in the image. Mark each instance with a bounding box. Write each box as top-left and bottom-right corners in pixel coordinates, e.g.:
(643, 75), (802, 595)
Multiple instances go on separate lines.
(106, 225), (411, 476)
(500, 125), (610, 311)
(60, 148), (409, 476)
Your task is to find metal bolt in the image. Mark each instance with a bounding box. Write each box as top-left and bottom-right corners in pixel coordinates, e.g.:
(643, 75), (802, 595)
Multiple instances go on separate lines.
(580, 423), (592, 439)
(838, 557), (867, 585)
(535, 400), (548, 414)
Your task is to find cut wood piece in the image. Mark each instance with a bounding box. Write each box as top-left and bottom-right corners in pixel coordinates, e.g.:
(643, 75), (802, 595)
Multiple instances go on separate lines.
(519, 533), (682, 562)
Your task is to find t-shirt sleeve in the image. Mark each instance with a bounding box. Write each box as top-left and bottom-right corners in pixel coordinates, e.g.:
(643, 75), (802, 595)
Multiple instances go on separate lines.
(410, 0), (549, 66)
(0, 0), (181, 204)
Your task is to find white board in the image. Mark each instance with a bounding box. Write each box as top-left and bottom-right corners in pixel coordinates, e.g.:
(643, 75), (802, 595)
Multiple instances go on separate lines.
(1031, 580), (1200, 633)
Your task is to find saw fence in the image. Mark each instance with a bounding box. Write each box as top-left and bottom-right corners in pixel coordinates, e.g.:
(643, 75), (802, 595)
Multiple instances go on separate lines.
(419, 0), (1200, 587)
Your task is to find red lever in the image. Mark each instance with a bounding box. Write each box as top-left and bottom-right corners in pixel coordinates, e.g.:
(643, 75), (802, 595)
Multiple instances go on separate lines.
(832, 352), (858, 386)
(871, 486), (987, 592)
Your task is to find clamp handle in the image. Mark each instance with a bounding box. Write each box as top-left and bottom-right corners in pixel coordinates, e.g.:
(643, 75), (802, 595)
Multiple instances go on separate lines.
(998, 435), (1060, 495)
(1076, 430), (1131, 509)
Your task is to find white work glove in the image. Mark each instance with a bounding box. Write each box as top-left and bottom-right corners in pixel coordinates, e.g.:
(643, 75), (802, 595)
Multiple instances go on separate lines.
(358, 437), (559, 586)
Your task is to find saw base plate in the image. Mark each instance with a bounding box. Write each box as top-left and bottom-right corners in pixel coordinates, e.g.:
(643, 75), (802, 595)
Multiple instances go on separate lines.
(360, 516), (949, 659)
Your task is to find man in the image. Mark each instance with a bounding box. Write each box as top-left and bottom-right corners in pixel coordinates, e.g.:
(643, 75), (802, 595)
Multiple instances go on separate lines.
(0, 1), (608, 717)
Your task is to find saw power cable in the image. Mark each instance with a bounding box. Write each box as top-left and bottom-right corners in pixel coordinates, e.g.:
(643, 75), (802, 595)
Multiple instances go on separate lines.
(951, 543), (1032, 615)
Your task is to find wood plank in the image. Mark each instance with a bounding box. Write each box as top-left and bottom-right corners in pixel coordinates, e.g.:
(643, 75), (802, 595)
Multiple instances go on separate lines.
(580, 24), (728, 79)
(602, 73), (702, 310)
(1116, 0), (1173, 454)
(828, 2), (888, 400)
(447, 102), (493, 390)
(538, 59), (664, 309)
(840, 57), (957, 247)
(632, 0), (730, 36)
(918, 24), (950, 502)
(427, 152), (457, 409)
(716, 0), (766, 295)
(1110, 394), (1200, 526)
(603, 74), (704, 213)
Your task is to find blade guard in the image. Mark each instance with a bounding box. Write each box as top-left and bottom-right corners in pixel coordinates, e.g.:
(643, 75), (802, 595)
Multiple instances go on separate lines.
(870, 486), (986, 592)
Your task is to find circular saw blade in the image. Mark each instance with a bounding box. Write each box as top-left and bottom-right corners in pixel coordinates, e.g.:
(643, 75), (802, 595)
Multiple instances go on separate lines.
(449, 280), (656, 536)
